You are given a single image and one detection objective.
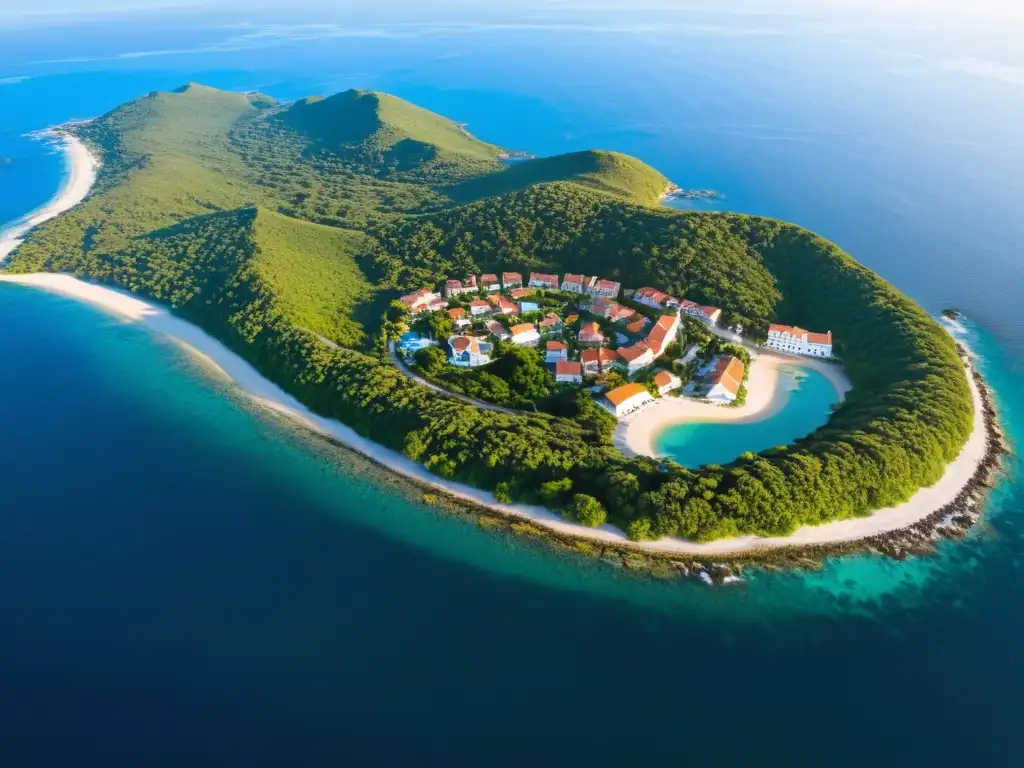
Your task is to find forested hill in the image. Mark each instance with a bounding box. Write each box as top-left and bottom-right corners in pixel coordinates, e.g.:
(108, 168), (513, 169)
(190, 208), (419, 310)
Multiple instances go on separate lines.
(2, 83), (976, 543)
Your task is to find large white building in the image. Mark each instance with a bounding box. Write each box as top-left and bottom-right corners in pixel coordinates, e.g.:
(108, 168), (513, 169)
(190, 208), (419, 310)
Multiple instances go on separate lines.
(510, 323), (541, 347)
(764, 324), (833, 357)
(602, 383), (655, 418)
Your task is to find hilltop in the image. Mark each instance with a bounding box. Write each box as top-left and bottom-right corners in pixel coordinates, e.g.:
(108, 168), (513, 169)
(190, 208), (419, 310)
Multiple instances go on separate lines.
(3, 83), (975, 545)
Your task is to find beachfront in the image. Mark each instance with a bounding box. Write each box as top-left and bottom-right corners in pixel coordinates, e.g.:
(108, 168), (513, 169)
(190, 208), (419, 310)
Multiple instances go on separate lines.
(0, 131), (97, 263)
(615, 351), (853, 458)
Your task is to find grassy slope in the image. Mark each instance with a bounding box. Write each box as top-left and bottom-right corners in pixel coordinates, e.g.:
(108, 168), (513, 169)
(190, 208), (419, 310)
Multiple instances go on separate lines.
(251, 208), (373, 346)
(448, 150), (669, 206)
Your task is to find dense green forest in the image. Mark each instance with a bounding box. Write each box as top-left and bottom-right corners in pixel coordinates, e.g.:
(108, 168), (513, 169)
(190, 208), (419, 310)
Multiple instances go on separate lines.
(3, 83), (974, 542)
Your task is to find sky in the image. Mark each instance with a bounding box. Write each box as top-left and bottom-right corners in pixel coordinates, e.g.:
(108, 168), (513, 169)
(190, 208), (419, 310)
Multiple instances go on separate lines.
(3, 0), (1024, 20)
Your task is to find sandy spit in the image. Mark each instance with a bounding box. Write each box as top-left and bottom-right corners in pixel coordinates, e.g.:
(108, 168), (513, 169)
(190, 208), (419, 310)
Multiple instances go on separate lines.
(0, 131), (98, 263)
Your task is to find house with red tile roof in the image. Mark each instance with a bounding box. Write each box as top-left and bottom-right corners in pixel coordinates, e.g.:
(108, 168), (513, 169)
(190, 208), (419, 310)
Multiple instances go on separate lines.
(509, 287), (532, 300)
(560, 273), (588, 293)
(644, 313), (681, 358)
(633, 286), (680, 310)
(654, 370), (682, 395)
(587, 278), (621, 299)
(706, 355), (745, 403)
(539, 312), (562, 331)
(469, 299), (492, 316)
(448, 307), (471, 329)
(625, 317), (650, 335)
(510, 323), (541, 347)
(764, 324), (833, 357)
(401, 288), (447, 314)
(616, 344), (655, 376)
(602, 383), (655, 418)
(545, 340), (568, 363)
(487, 294), (518, 315)
(555, 361), (583, 384)
(578, 321), (605, 346)
(680, 300), (722, 327)
(480, 274), (501, 292)
(448, 335), (492, 368)
(528, 272), (559, 289)
(502, 272), (523, 288)
(486, 319), (511, 341)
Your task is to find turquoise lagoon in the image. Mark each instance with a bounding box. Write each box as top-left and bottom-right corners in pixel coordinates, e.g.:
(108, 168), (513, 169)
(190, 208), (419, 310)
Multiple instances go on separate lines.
(654, 365), (840, 467)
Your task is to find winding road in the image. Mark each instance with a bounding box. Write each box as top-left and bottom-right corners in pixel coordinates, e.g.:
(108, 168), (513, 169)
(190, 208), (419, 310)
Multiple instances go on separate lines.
(387, 341), (520, 414)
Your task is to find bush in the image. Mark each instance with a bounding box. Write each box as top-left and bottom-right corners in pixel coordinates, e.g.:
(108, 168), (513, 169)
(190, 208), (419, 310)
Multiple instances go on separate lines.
(567, 494), (607, 528)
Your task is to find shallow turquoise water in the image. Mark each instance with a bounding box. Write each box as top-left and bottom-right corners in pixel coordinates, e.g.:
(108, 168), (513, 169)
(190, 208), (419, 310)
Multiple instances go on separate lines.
(654, 365), (839, 467)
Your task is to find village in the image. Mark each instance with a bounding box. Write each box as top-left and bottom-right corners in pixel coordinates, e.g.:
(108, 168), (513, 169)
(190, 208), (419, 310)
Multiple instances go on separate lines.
(396, 270), (834, 419)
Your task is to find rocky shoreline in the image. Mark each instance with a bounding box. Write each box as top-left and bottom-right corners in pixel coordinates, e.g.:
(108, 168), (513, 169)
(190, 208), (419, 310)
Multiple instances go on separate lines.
(277, 350), (1007, 586)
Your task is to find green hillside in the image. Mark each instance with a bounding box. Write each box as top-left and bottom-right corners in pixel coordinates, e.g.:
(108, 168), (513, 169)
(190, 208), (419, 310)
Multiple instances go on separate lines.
(250, 208), (374, 346)
(2, 82), (976, 545)
(277, 89), (503, 180)
(449, 150), (669, 205)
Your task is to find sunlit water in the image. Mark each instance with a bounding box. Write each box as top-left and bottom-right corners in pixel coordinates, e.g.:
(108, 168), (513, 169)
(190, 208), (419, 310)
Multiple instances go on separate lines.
(654, 365), (839, 467)
(1, 9), (1023, 764)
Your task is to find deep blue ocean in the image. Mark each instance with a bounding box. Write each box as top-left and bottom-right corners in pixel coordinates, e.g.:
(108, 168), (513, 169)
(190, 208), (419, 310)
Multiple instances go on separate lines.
(1, 7), (1023, 765)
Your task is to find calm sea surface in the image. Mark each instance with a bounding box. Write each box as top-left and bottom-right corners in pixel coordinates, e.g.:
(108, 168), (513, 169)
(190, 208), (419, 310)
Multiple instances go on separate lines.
(1, 8), (1023, 765)
(655, 365), (839, 467)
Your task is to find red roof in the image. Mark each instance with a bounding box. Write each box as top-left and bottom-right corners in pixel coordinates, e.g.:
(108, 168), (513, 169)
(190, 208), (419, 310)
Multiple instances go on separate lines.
(555, 361), (582, 376)
(540, 313), (561, 327)
(448, 308), (465, 318)
(617, 344), (651, 363)
(709, 355), (745, 395)
(529, 272), (558, 284)
(546, 340), (567, 350)
(807, 331), (832, 345)
(510, 323), (536, 336)
(645, 314), (678, 355)
(510, 288), (531, 299)
(562, 273), (584, 285)
(771, 324), (831, 346)
(581, 349), (599, 363)
(481, 273), (498, 283)
(598, 348), (618, 363)
(654, 371), (676, 387)
(502, 272), (523, 283)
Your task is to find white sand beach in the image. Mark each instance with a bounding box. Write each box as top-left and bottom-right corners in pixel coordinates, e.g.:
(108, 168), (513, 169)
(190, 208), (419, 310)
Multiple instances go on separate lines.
(615, 352), (853, 458)
(0, 273), (992, 557)
(0, 131), (98, 263)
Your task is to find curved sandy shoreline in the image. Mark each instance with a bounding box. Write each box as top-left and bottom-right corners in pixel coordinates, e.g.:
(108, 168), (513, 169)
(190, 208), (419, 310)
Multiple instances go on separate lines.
(0, 135), (995, 558)
(0, 130), (98, 263)
(615, 352), (853, 458)
(0, 272), (992, 557)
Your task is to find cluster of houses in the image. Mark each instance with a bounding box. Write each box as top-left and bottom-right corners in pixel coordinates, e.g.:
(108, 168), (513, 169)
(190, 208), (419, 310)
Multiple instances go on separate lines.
(400, 269), (834, 420)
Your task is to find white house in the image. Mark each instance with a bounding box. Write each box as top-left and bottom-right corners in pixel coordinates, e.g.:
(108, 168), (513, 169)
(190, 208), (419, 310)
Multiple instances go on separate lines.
(502, 271), (523, 288)
(578, 321), (605, 346)
(448, 307), (471, 329)
(561, 273), (588, 293)
(602, 382), (655, 418)
(680, 300), (722, 327)
(510, 322), (541, 347)
(545, 340), (568, 363)
(486, 320), (511, 341)
(555, 361), (583, 384)
(616, 344), (654, 376)
(528, 272), (559, 290)
(764, 324), (833, 357)
(401, 288), (447, 314)
(654, 370), (682, 395)
(586, 278), (621, 299)
(644, 313), (681, 359)
(633, 286), (680, 310)
(469, 299), (492, 317)
(481, 273), (501, 292)
(448, 335), (492, 368)
(705, 355), (745, 403)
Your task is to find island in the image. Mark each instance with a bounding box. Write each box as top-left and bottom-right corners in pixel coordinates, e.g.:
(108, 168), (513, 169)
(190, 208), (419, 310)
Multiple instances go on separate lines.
(0, 83), (1000, 563)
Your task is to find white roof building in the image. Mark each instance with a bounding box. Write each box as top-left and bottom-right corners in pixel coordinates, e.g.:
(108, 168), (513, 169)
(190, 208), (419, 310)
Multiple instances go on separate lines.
(764, 324), (833, 358)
